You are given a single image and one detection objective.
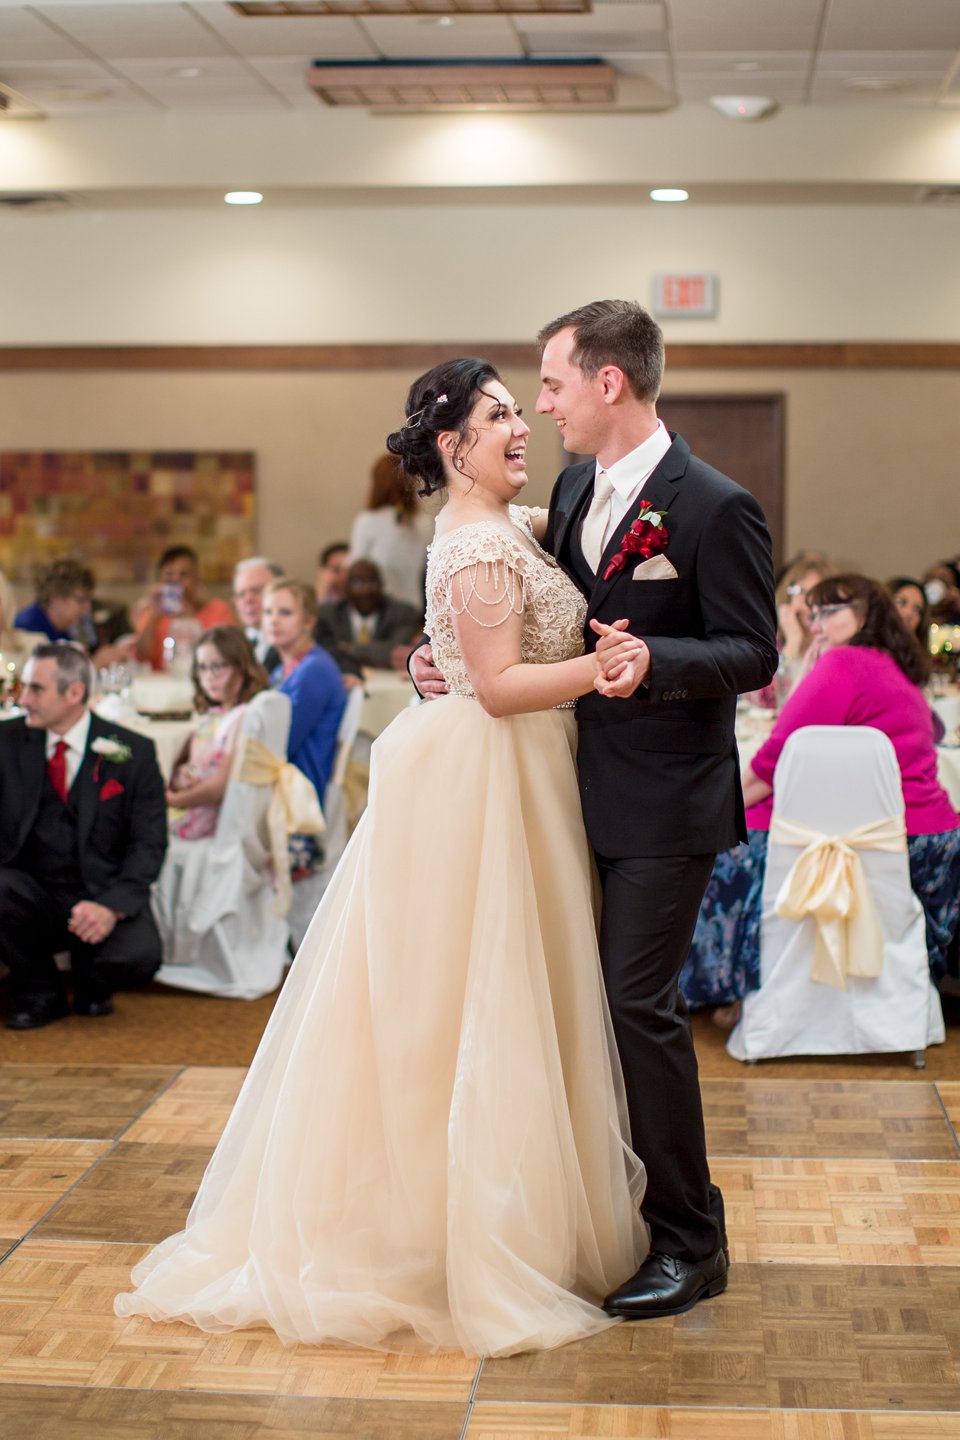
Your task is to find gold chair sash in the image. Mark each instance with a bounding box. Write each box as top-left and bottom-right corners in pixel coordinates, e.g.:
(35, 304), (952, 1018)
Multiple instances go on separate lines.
(234, 735), (326, 917)
(769, 813), (906, 990)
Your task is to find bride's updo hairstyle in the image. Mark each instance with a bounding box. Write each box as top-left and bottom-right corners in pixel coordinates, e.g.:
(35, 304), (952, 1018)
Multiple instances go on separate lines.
(386, 357), (501, 498)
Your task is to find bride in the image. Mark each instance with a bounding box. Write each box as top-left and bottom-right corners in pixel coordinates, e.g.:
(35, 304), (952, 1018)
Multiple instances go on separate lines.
(115, 357), (650, 1357)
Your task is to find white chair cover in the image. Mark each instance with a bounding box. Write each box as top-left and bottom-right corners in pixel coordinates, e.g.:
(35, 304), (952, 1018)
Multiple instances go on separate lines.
(152, 690), (293, 1000)
(287, 684), (366, 949)
(727, 725), (945, 1062)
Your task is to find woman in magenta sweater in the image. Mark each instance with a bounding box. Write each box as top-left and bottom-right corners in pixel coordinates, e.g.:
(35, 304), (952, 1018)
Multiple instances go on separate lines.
(681, 575), (960, 1014)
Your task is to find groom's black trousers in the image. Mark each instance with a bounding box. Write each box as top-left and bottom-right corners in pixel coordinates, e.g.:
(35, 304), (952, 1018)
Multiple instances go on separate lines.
(595, 850), (724, 1264)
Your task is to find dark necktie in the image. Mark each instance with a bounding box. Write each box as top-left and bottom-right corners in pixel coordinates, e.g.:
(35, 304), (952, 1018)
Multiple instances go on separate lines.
(47, 739), (69, 803)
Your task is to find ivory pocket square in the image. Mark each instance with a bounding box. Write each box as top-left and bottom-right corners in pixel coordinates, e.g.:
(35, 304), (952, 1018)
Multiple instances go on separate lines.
(632, 554), (678, 581)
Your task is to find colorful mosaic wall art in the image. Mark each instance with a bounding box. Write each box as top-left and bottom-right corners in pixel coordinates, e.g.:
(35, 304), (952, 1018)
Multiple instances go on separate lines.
(0, 451), (255, 586)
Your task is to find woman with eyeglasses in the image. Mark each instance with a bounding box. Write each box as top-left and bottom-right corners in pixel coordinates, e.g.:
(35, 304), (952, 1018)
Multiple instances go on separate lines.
(165, 626), (268, 841)
(745, 552), (833, 707)
(682, 574), (960, 1021)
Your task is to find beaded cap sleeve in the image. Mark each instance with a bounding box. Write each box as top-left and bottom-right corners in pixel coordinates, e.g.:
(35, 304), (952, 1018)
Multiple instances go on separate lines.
(426, 505), (587, 701)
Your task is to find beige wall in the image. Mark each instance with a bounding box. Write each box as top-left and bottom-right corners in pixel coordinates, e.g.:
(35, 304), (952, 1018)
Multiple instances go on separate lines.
(1, 363), (957, 596)
(1, 201), (959, 345)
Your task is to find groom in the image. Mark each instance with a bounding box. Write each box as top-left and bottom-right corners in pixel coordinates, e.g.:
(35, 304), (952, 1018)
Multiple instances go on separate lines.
(413, 299), (777, 1316)
(536, 300), (777, 1315)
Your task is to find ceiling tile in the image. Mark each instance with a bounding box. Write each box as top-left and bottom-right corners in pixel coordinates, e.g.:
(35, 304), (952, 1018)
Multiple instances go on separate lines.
(190, 2), (370, 59)
(357, 15), (524, 59)
(675, 71), (806, 103)
(668, 0), (824, 53)
(0, 57), (156, 113)
(821, 0), (960, 51)
(0, 7), (84, 61)
(35, 3), (227, 60)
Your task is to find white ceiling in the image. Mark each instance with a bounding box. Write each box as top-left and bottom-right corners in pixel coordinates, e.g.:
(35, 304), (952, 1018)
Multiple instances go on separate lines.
(0, 0), (957, 118)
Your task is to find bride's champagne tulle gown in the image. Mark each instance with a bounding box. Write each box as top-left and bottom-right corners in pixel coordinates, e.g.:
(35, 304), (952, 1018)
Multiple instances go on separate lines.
(115, 507), (648, 1356)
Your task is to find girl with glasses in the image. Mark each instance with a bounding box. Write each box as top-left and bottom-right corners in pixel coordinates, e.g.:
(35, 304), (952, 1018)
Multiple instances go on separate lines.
(165, 626), (268, 841)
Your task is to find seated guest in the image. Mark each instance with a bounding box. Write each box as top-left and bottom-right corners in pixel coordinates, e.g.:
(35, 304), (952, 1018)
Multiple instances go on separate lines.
(0, 568), (47, 680)
(167, 627), (268, 841)
(15, 558), (94, 644)
(747, 552), (834, 707)
(349, 452), (432, 610)
(315, 542), (350, 605)
(682, 574), (960, 1021)
(135, 545), (235, 671)
(0, 643), (167, 1029)
(922, 560), (960, 625)
(888, 576), (930, 646)
(232, 556), (283, 668)
(314, 559), (424, 673)
(262, 579), (346, 802)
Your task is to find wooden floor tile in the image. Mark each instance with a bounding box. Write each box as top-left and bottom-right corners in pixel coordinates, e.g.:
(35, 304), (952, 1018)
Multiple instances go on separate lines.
(0, 1140), (111, 1245)
(703, 1079), (957, 1159)
(123, 1067), (246, 1146)
(0, 1066), (180, 1141)
(936, 1081), (960, 1137)
(477, 1263), (960, 1411)
(714, 1157), (960, 1266)
(0, 1383), (469, 1439)
(0, 1240), (480, 1401)
(32, 1143), (212, 1244)
(466, 1406), (960, 1438)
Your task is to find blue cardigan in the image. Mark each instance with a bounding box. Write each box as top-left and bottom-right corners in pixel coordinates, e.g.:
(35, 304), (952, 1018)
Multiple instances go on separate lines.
(272, 647), (347, 800)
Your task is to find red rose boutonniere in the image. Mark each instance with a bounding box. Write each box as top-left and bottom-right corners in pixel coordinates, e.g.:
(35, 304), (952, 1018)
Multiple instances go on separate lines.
(603, 502), (669, 581)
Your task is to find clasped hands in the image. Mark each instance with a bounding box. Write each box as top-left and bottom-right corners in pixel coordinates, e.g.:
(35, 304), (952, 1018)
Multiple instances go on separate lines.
(589, 618), (649, 698)
(68, 900), (119, 946)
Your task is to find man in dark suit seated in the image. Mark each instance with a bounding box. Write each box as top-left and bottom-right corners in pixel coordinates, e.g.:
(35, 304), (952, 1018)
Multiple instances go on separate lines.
(0, 643), (167, 1030)
(314, 559), (424, 673)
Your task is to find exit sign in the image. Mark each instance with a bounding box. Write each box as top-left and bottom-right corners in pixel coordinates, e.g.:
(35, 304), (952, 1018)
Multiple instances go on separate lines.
(652, 273), (718, 318)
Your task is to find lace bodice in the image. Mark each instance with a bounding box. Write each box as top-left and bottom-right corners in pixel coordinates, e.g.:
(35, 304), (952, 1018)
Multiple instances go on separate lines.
(426, 505), (587, 701)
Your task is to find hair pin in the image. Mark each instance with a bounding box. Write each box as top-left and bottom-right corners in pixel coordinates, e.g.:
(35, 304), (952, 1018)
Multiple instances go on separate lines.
(403, 393), (448, 430)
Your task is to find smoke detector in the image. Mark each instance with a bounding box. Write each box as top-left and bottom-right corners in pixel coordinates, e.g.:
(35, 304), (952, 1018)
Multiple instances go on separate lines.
(709, 94), (778, 121)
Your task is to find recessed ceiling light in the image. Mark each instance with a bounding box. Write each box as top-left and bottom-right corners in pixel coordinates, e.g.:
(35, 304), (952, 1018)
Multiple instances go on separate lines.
(224, 190), (264, 205)
(734, 61), (760, 72)
(172, 66), (205, 79)
(650, 188), (688, 203)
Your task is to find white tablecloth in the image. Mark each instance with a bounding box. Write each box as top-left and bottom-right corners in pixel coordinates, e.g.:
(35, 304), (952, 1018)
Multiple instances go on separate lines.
(359, 669), (416, 738)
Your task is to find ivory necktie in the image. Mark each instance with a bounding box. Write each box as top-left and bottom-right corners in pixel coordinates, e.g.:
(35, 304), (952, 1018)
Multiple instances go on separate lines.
(580, 470), (615, 573)
(47, 739), (69, 803)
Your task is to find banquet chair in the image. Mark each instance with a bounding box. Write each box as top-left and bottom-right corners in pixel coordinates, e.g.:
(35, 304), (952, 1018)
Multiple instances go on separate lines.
(727, 725), (945, 1066)
(152, 689), (293, 1000)
(287, 684), (366, 949)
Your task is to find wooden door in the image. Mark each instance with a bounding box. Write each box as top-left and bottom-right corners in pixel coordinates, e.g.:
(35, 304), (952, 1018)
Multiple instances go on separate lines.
(657, 393), (785, 567)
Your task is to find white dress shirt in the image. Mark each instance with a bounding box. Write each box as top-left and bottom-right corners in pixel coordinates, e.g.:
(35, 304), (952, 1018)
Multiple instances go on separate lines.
(46, 710), (92, 793)
(592, 420), (673, 553)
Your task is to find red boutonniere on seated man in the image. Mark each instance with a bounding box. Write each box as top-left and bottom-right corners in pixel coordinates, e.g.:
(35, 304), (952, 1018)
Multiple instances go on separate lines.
(603, 503), (670, 581)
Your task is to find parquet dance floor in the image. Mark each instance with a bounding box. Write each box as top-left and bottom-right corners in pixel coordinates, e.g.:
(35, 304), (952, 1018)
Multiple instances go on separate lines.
(1, 1064), (959, 1438)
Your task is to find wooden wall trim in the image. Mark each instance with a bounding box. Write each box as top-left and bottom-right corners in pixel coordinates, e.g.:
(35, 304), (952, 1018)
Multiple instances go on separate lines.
(1, 342), (960, 372)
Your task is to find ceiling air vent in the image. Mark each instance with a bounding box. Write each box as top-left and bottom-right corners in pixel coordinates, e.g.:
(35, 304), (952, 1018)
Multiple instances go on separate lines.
(308, 56), (615, 108)
(920, 186), (960, 205)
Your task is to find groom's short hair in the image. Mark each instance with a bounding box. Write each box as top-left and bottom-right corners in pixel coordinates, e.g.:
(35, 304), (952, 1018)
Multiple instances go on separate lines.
(537, 300), (664, 404)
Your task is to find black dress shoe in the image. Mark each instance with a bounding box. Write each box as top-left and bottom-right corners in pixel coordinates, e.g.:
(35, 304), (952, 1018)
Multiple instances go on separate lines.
(5, 997), (71, 1031)
(603, 1248), (728, 1319)
(73, 996), (114, 1018)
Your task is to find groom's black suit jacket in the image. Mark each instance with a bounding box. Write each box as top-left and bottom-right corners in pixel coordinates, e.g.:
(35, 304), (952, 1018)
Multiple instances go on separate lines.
(0, 713), (167, 917)
(543, 433), (778, 860)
